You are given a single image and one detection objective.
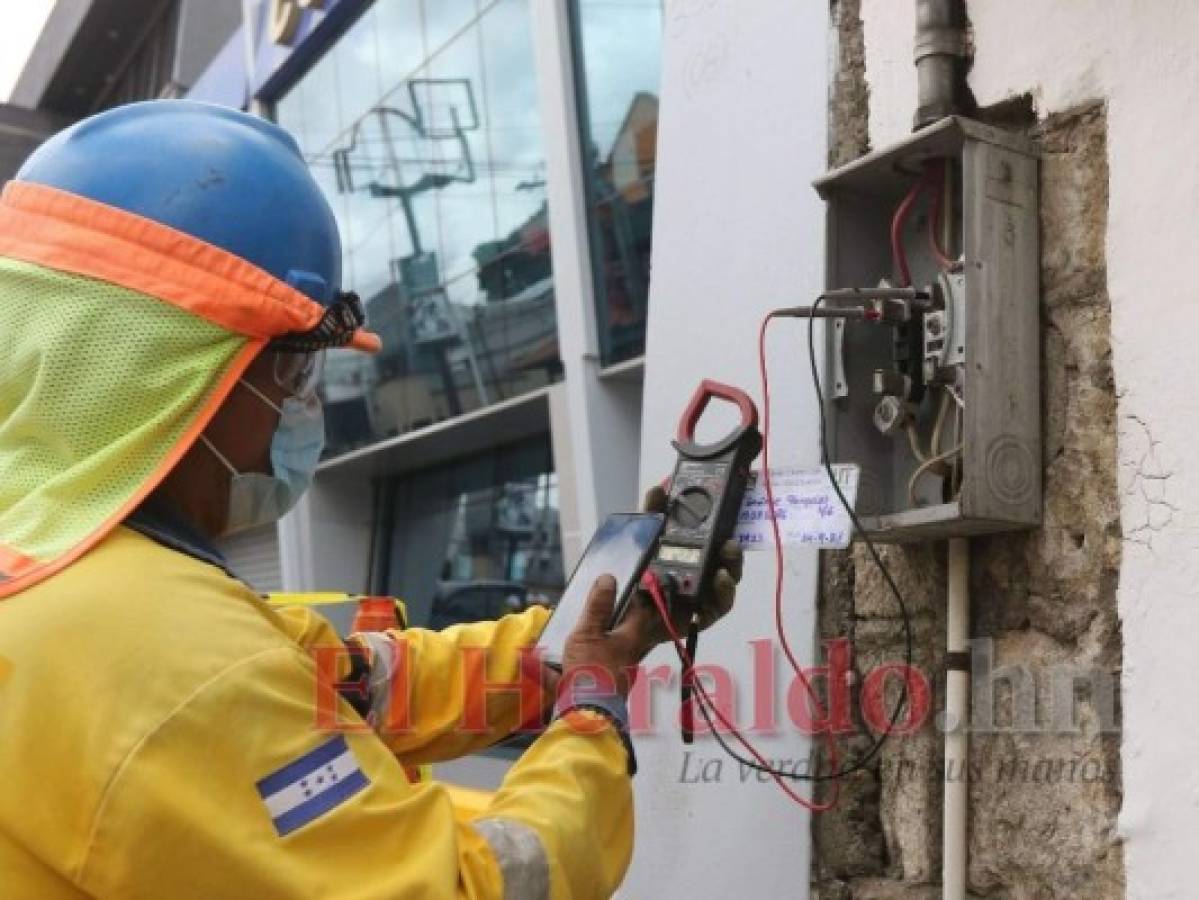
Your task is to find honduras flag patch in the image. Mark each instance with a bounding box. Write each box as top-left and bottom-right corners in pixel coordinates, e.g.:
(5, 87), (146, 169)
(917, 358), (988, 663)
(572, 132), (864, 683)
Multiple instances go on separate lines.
(257, 736), (369, 837)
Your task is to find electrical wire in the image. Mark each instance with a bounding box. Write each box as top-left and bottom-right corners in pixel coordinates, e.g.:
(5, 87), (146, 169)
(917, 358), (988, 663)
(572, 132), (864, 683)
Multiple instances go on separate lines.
(890, 176), (926, 288)
(675, 156), (946, 791)
(950, 393), (963, 495)
(643, 160), (956, 799)
(908, 441), (965, 507)
(904, 388), (958, 506)
(757, 311), (841, 777)
(897, 160), (964, 501)
(931, 160), (967, 505)
(906, 421), (929, 463)
(798, 296), (915, 779)
(927, 158), (958, 271)
(649, 304), (917, 795)
(641, 572), (839, 810)
(930, 390), (952, 462)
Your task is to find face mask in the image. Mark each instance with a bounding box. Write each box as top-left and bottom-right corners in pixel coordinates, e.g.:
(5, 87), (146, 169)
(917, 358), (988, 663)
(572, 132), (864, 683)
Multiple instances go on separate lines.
(201, 381), (326, 536)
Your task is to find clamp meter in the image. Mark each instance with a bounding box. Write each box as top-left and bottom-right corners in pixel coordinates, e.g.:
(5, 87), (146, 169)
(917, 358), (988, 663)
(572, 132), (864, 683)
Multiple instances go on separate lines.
(650, 380), (762, 607)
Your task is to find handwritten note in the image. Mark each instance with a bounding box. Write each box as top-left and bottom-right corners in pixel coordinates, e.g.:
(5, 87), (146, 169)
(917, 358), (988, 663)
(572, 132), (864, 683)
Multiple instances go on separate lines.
(733, 465), (860, 550)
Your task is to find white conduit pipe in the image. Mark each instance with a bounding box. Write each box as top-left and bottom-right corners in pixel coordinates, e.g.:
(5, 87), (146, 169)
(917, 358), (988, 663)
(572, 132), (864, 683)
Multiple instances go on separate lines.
(943, 537), (970, 900)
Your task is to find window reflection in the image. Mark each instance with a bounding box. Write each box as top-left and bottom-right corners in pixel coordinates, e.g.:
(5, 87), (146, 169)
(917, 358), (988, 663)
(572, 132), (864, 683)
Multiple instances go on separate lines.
(572, 0), (663, 366)
(383, 439), (565, 629)
(427, 475), (563, 630)
(275, 0), (558, 457)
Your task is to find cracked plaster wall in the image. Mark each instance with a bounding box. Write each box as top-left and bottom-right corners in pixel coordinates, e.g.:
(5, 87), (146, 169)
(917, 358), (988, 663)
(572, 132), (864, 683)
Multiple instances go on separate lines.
(812, 1), (1199, 898)
(800, 0), (1199, 896)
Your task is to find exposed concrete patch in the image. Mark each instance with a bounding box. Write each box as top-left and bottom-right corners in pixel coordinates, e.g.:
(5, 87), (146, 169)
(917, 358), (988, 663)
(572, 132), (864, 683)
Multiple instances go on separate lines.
(813, 59), (1124, 899)
(829, 0), (870, 168)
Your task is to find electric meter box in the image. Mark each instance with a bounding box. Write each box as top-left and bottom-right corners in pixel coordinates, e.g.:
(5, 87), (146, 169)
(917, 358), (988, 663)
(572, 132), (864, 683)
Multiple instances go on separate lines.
(814, 117), (1040, 541)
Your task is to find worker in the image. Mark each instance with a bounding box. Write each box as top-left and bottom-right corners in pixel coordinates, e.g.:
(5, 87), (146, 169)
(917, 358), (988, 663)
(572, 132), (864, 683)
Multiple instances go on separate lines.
(0, 100), (742, 899)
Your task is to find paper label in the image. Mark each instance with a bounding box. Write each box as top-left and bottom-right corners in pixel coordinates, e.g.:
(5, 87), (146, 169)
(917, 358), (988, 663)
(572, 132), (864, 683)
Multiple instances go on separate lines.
(733, 465), (860, 550)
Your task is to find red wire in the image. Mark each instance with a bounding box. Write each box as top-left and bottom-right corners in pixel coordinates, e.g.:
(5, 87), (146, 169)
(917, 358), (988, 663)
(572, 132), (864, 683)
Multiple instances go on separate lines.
(890, 175), (925, 288)
(758, 314), (841, 719)
(649, 164), (960, 808)
(893, 160), (961, 286)
(641, 571), (838, 811)
(757, 313), (842, 798)
(683, 160), (943, 810)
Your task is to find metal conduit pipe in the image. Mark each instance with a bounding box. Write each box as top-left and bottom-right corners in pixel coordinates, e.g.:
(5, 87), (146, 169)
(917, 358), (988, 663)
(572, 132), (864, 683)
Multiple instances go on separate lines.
(914, 0), (968, 129)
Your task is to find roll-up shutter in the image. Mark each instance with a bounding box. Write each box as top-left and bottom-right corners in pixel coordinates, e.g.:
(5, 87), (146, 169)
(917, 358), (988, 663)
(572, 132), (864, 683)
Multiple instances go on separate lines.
(216, 524), (283, 592)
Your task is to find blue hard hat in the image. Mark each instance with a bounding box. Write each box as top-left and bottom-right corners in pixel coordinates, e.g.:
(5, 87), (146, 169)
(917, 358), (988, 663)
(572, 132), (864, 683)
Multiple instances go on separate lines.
(16, 100), (341, 306)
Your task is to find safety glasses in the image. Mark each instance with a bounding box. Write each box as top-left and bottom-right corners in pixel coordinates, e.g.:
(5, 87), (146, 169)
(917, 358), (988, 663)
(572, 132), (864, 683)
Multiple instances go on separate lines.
(272, 350), (325, 400)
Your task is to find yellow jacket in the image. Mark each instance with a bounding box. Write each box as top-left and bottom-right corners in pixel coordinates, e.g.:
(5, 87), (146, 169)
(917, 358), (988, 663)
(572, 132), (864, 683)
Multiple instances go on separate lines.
(0, 528), (632, 899)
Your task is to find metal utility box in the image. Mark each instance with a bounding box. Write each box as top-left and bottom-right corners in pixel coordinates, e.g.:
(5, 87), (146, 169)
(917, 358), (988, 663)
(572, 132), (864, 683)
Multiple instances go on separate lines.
(814, 117), (1040, 541)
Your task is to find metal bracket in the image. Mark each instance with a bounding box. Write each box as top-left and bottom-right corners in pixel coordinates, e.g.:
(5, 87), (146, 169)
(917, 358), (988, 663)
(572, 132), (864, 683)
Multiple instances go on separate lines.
(833, 318), (849, 399)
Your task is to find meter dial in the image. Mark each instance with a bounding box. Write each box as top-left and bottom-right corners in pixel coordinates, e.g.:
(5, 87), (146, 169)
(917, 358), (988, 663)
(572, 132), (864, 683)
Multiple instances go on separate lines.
(672, 486), (713, 528)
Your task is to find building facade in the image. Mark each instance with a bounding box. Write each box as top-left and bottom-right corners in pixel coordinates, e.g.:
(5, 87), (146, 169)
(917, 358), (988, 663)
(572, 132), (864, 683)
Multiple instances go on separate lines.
(10, 0), (242, 115)
(14, 0), (1196, 897)
(0, 105), (68, 183)
(180, 1), (663, 614)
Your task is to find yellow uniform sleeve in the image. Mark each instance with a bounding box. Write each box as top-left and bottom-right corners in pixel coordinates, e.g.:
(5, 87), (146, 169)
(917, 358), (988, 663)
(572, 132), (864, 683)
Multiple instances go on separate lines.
(77, 644), (631, 900)
(276, 604), (555, 765)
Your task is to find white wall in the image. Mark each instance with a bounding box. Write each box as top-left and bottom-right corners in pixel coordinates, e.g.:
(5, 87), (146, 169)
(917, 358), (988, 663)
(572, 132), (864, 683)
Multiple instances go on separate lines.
(860, 2), (1199, 896)
(625, 0), (830, 896)
(0, 2), (54, 101)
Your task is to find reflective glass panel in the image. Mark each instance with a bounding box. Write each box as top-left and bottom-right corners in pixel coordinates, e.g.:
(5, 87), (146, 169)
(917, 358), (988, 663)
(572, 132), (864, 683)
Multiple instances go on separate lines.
(382, 437), (564, 629)
(275, 0), (559, 458)
(572, 0), (664, 365)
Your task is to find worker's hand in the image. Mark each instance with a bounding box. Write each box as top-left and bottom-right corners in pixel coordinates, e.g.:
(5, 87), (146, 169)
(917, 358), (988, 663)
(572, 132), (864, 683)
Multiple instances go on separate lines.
(560, 574), (655, 697)
(637, 483), (743, 641)
(557, 486), (745, 699)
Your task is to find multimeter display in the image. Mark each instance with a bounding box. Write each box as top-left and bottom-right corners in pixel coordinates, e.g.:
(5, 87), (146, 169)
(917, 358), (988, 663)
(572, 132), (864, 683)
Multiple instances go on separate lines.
(657, 545), (703, 565)
(650, 381), (762, 605)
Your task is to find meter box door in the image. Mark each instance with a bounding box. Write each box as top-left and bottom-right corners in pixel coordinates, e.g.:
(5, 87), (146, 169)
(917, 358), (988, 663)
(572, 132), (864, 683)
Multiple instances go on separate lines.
(814, 117), (1040, 541)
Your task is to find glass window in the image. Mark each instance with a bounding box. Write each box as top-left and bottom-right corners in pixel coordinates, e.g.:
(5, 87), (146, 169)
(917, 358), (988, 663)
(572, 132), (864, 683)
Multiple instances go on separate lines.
(571, 0), (664, 366)
(381, 437), (564, 630)
(422, 0), (480, 57)
(274, 0), (559, 458)
(373, 0), (430, 94)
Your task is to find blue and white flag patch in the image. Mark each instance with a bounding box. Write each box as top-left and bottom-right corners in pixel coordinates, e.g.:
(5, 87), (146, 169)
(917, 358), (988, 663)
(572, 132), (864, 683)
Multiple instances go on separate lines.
(256, 735), (369, 837)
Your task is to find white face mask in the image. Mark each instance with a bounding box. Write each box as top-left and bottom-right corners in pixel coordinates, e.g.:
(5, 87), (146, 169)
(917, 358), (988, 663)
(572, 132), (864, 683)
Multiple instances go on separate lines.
(201, 380), (326, 536)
